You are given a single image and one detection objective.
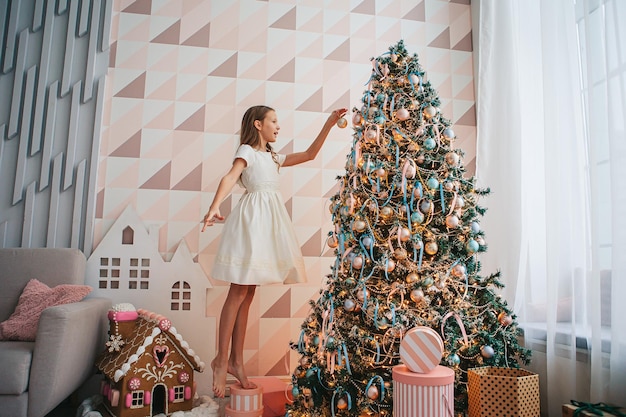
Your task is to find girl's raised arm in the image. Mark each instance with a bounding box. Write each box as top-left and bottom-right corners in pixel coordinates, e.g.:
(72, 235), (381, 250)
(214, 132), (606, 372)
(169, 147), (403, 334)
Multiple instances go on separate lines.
(282, 108), (348, 167)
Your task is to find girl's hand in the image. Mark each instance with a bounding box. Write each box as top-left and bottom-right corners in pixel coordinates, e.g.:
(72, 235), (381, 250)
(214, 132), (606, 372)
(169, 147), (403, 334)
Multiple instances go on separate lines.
(201, 208), (224, 232)
(328, 108), (348, 125)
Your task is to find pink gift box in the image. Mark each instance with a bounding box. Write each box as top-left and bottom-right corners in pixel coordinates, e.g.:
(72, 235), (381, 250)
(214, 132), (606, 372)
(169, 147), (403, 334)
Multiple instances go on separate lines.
(393, 364), (455, 417)
(249, 377), (293, 417)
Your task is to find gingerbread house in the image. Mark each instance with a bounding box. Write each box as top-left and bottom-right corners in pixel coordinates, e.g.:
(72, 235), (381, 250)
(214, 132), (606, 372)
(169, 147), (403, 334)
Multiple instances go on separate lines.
(96, 304), (205, 417)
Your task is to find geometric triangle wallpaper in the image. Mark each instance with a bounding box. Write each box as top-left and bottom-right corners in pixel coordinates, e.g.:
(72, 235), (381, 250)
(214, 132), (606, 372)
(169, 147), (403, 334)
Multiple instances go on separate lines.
(96, 0), (476, 387)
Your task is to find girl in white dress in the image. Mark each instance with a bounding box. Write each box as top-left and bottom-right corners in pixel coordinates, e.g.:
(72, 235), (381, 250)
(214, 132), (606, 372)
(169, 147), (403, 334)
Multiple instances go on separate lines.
(201, 105), (347, 398)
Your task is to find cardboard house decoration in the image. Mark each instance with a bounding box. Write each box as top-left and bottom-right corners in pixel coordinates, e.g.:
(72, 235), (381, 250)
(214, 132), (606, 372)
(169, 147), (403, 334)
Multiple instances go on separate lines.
(96, 304), (205, 417)
(86, 205), (215, 394)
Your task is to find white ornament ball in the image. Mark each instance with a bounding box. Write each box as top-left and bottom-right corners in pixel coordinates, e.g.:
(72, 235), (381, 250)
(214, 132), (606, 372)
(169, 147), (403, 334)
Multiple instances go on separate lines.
(423, 105), (437, 119)
(396, 108), (410, 121)
(481, 345), (495, 358)
(410, 289), (425, 303)
(352, 256), (363, 269)
(344, 299), (356, 312)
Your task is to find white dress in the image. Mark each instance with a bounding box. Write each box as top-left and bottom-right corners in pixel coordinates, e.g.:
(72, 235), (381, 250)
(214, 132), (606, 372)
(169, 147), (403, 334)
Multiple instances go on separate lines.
(211, 144), (307, 285)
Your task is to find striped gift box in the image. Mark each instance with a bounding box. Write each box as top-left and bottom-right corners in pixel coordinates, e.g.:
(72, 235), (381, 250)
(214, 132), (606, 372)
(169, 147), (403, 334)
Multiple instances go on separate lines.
(399, 326), (444, 373)
(393, 364), (455, 417)
(226, 383), (264, 417)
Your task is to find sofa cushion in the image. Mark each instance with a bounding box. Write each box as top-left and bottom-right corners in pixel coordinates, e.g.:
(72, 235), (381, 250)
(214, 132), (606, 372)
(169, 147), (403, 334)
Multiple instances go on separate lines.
(0, 248), (87, 321)
(0, 279), (91, 341)
(0, 341), (34, 394)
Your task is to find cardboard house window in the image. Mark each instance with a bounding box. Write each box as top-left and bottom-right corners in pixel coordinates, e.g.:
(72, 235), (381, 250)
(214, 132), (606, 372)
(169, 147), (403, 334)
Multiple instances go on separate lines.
(129, 258), (150, 289)
(122, 226), (134, 244)
(99, 257), (121, 289)
(171, 281), (191, 311)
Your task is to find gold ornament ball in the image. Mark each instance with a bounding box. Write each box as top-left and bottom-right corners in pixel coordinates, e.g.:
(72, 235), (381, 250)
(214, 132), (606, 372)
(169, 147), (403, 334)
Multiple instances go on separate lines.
(336, 117), (348, 128)
(425, 241), (438, 255)
(399, 227), (411, 242)
(394, 248), (407, 260)
(445, 152), (460, 166)
(498, 312), (514, 326)
(385, 259), (396, 272)
(406, 272), (419, 284)
(327, 236), (338, 248)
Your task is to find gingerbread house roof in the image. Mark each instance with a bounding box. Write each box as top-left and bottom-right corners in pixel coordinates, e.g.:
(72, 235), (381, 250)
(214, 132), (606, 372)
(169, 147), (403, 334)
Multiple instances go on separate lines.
(96, 309), (205, 382)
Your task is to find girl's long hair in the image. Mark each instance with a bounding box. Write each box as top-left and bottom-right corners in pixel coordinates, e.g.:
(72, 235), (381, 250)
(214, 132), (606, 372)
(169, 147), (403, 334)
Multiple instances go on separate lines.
(240, 105), (280, 170)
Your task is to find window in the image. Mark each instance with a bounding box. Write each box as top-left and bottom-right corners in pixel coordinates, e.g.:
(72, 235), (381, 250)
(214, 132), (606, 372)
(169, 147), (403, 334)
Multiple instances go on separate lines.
(99, 257), (121, 289)
(171, 281), (191, 311)
(130, 390), (144, 408)
(129, 258), (150, 289)
(173, 385), (184, 402)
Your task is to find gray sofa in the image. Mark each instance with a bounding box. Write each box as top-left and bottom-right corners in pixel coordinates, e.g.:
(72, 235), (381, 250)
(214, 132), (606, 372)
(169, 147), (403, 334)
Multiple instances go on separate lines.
(0, 248), (111, 417)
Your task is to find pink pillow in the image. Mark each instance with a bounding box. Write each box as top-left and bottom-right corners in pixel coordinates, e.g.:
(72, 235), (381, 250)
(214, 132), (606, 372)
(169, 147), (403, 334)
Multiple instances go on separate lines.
(0, 279), (92, 341)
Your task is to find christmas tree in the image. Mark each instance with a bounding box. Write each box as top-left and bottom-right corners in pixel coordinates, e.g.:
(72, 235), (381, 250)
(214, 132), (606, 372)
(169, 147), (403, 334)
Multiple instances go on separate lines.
(286, 41), (531, 416)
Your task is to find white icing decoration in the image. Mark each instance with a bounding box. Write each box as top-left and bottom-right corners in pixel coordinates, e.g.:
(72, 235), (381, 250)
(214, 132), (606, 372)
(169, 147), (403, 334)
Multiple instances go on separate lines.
(187, 348), (195, 356)
(169, 326), (178, 334)
(111, 302), (136, 312)
(137, 346), (145, 355)
(114, 370), (124, 382)
(145, 336), (153, 345)
(129, 354), (138, 363)
(181, 341), (189, 349)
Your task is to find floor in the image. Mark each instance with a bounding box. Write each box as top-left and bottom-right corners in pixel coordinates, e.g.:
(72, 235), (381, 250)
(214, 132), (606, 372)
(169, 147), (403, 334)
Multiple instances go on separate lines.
(46, 395), (229, 417)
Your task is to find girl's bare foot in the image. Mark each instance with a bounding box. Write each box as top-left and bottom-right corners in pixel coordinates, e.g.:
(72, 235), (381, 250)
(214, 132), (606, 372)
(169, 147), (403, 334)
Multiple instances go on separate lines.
(228, 360), (257, 389)
(211, 358), (228, 398)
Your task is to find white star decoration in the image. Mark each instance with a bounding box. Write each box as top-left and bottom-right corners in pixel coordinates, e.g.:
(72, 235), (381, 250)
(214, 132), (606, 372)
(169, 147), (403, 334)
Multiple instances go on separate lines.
(106, 334), (125, 352)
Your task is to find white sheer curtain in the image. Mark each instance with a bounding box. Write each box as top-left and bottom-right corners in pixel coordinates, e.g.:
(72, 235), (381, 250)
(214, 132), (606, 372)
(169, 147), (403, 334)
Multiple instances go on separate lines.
(472, 1), (626, 416)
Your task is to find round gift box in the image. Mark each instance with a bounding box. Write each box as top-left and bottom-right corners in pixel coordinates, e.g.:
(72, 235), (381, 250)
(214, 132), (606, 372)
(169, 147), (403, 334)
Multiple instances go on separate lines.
(393, 364), (455, 417)
(229, 383), (263, 412)
(399, 326), (444, 373)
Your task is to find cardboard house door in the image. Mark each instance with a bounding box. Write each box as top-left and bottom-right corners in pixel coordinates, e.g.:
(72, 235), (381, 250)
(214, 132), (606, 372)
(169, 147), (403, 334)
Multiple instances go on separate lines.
(152, 384), (167, 416)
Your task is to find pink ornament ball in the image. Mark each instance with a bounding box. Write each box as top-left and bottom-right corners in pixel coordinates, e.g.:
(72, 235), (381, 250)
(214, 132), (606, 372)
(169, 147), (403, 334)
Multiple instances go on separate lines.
(367, 385), (379, 400)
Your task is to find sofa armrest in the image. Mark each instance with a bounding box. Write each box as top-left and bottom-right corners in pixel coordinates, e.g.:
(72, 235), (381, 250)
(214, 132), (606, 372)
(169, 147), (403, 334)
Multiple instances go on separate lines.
(28, 297), (111, 417)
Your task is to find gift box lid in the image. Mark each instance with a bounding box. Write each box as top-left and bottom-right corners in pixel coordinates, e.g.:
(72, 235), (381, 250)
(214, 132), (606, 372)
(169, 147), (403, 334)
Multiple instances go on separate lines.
(399, 326), (444, 373)
(393, 364), (455, 386)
